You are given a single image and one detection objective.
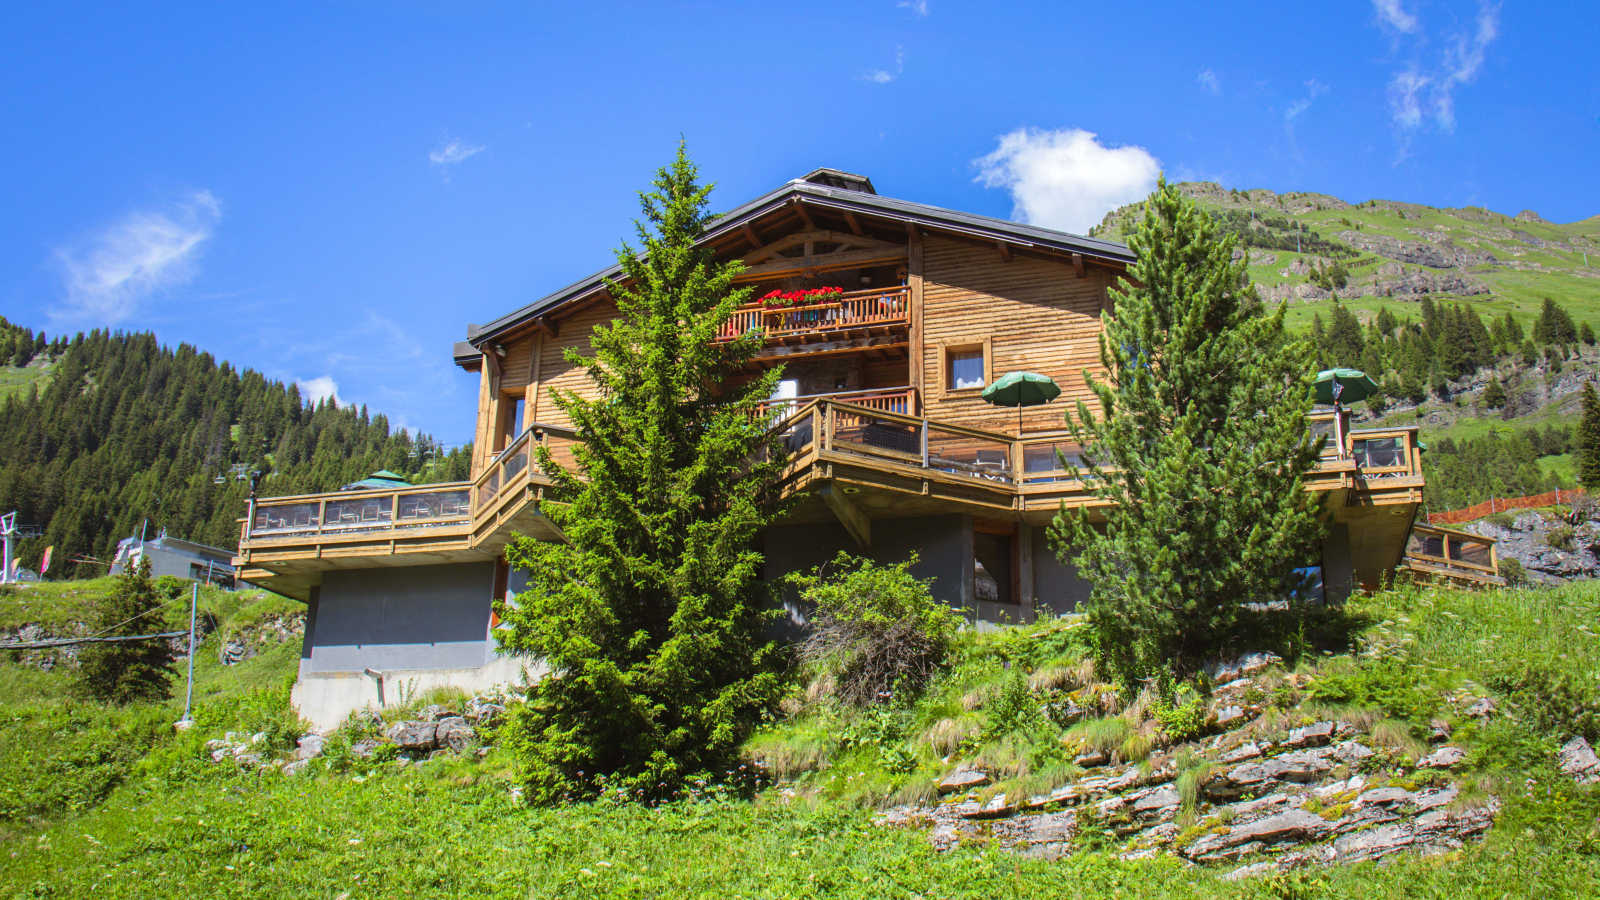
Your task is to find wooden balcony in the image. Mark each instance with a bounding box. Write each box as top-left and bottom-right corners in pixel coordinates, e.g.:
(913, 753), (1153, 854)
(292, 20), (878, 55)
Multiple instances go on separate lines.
(236, 402), (1445, 599)
(234, 423), (578, 600)
(715, 286), (910, 355)
(1402, 524), (1505, 588)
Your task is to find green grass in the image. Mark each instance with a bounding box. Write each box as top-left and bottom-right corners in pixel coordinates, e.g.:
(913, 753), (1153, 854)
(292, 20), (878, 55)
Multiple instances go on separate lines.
(0, 359), (53, 403)
(3, 579), (1600, 897)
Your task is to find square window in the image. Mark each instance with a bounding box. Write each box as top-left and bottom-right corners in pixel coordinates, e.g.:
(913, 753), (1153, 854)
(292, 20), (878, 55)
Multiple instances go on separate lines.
(949, 350), (985, 390)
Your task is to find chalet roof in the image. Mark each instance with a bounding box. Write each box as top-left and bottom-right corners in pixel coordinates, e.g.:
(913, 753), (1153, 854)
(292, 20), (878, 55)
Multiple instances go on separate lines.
(456, 174), (1135, 364)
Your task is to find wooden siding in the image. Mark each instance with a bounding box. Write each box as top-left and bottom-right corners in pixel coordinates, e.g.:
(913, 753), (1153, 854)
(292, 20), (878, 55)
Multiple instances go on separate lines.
(526, 299), (617, 428)
(920, 236), (1111, 434)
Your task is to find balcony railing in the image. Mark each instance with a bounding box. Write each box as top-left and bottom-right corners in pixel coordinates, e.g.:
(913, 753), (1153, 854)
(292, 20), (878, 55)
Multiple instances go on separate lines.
(715, 286), (910, 344)
(248, 485), (472, 539)
(760, 387), (916, 419)
(1404, 523), (1502, 585)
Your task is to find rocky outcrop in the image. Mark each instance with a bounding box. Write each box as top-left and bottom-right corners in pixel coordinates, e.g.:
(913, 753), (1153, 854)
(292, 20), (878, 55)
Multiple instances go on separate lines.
(1558, 737), (1600, 784)
(1337, 231), (1499, 269)
(220, 612), (305, 666)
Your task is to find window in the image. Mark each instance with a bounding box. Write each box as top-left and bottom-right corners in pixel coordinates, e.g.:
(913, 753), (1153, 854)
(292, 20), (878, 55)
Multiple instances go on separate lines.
(974, 532), (1013, 605)
(949, 350), (985, 390)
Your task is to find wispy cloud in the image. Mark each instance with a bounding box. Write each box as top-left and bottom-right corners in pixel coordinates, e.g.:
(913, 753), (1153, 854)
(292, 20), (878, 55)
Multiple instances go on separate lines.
(974, 128), (1161, 235)
(863, 45), (905, 84)
(428, 137), (485, 168)
(1197, 69), (1221, 96)
(1285, 79), (1329, 122)
(258, 310), (463, 425)
(50, 191), (221, 327)
(1371, 0), (1420, 33)
(1375, 0), (1500, 150)
(897, 0), (928, 15)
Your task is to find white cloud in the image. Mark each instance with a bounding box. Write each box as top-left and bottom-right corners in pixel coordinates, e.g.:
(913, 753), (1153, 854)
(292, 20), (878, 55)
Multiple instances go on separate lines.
(974, 128), (1161, 235)
(296, 375), (341, 405)
(50, 191), (221, 327)
(1371, 0), (1419, 33)
(1377, 1), (1500, 137)
(1197, 69), (1221, 96)
(863, 45), (904, 84)
(428, 138), (485, 167)
(898, 0), (929, 15)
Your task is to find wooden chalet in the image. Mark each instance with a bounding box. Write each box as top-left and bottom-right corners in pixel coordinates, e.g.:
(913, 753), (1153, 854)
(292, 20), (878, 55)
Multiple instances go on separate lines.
(233, 168), (1460, 728)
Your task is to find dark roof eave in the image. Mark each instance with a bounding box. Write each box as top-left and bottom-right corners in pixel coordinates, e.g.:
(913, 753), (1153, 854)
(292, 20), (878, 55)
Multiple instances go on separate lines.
(461, 180), (1132, 357)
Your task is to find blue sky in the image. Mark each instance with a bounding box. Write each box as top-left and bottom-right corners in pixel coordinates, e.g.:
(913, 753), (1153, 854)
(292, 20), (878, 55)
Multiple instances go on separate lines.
(2, 1), (1595, 445)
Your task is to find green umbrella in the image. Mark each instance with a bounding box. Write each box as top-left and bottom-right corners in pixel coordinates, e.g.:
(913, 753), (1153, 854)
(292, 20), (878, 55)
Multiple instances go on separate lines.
(981, 371), (1062, 434)
(1311, 368), (1380, 405)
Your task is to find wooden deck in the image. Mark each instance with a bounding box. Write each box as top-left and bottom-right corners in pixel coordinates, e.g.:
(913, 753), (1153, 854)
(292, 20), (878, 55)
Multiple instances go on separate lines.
(237, 403), (1448, 598)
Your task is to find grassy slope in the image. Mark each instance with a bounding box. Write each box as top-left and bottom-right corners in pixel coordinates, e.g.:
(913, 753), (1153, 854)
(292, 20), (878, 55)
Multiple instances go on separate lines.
(1, 579), (1597, 897)
(0, 356), (53, 404)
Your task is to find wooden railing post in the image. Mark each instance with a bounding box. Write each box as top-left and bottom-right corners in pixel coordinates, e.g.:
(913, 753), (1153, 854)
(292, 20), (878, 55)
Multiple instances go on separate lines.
(824, 403), (835, 452)
(920, 419), (930, 468)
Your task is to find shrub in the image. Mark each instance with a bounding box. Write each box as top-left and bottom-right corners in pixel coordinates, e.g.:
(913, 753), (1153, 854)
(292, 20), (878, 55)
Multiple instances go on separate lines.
(1499, 556), (1528, 587)
(1487, 661), (1600, 743)
(1150, 691), (1208, 743)
(789, 553), (962, 707)
(1305, 659), (1437, 723)
(1546, 525), (1576, 551)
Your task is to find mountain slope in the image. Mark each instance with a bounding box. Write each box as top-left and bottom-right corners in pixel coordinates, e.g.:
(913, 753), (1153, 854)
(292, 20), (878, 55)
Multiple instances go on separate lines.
(0, 322), (473, 579)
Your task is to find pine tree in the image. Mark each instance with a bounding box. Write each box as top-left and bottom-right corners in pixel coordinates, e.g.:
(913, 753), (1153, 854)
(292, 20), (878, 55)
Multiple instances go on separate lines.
(1581, 382), (1600, 488)
(73, 557), (176, 704)
(1482, 375), (1507, 409)
(1582, 322), (1596, 347)
(1048, 177), (1325, 688)
(496, 146), (787, 803)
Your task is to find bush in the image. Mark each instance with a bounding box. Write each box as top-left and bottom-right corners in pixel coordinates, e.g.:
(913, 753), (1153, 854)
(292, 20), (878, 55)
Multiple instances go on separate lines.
(1305, 659), (1437, 723)
(789, 553), (962, 706)
(1546, 525), (1576, 551)
(1499, 556), (1528, 586)
(1487, 661), (1600, 744)
(74, 558), (176, 705)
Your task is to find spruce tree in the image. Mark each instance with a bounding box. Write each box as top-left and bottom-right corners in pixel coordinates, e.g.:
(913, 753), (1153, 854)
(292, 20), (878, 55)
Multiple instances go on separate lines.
(1582, 322), (1596, 347)
(1533, 297), (1578, 345)
(73, 558), (176, 704)
(1580, 382), (1600, 488)
(1482, 375), (1507, 409)
(1049, 178), (1325, 688)
(496, 146), (787, 802)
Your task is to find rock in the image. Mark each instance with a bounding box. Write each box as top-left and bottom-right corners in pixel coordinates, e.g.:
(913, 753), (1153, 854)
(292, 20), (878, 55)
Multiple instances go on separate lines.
(467, 703), (505, 726)
(1418, 746), (1467, 770)
(283, 758), (312, 776)
(1205, 762), (1271, 799)
(351, 739), (379, 759)
(1229, 808), (1334, 845)
(1132, 785), (1181, 814)
(1214, 705), (1247, 730)
(1428, 719), (1453, 743)
(294, 733), (325, 761)
(1223, 861), (1279, 881)
(386, 720), (438, 751)
(1228, 792), (1293, 819)
(1332, 823), (1414, 862)
(421, 704), (459, 722)
(1286, 722), (1336, 748)
(961, 793), (1015, 820)
(1315, 775), (1366, 798)
(1221, 742), (1264, 764)
(434, 717), (476, 752)
(938, 769), (989, 794)
(1353, 787), (1416, 808)
(1020, 810), (1077, 844)
(1558, 736), (1600, 784)
(210, 747), (233, 763)
(1203, 651), (1281, 682)
(1073, 749), (1110, 768)
(1334, 741), (1375, 765)
(234, 752), (263, 768)
(1411, 786), (1459, 812)
(1466, 697), (1496, 719)
(1262, 749), (1337, 782)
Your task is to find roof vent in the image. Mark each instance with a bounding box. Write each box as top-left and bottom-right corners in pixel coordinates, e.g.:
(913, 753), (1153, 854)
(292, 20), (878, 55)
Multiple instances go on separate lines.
(799, 168), (876, 194)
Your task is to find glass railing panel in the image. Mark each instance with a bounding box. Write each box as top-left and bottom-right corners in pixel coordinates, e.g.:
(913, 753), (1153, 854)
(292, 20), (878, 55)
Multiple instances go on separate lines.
(502, 447), (528, 482)
(478, 470), (500, 506)
(396, 489), (471, 522)
(1354, 436), (1406, 469)
(251, 501), (321, 535)
(1450, 537), (1492, 568)
(927, 427), (1012, 482)
(1021, 441), (1086, 484)
(323, 495), (393, 530)
(832, 407), (921, 459)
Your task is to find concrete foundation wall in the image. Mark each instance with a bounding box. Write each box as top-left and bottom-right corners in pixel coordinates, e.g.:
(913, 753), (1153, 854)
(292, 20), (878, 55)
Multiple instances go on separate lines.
(763, 514), (968, 638)
(1032, 525), (1093, 616)
(307, 562), (499, 673)
(291, 654), (544, 733)
(1322, 522), (1354, 604)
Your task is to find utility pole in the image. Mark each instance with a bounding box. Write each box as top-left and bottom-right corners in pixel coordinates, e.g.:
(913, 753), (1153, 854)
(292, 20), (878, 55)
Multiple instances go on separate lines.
(181, 581), (198, 725)
(0, 512), (14, 585)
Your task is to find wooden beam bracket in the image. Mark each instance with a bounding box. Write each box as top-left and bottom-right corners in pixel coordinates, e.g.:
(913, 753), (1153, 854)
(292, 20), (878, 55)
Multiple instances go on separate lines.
(819, 482), (871, 548)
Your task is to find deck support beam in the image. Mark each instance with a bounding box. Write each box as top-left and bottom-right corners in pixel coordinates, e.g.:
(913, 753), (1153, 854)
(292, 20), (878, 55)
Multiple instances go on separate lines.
(819, 482), (871, 548)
